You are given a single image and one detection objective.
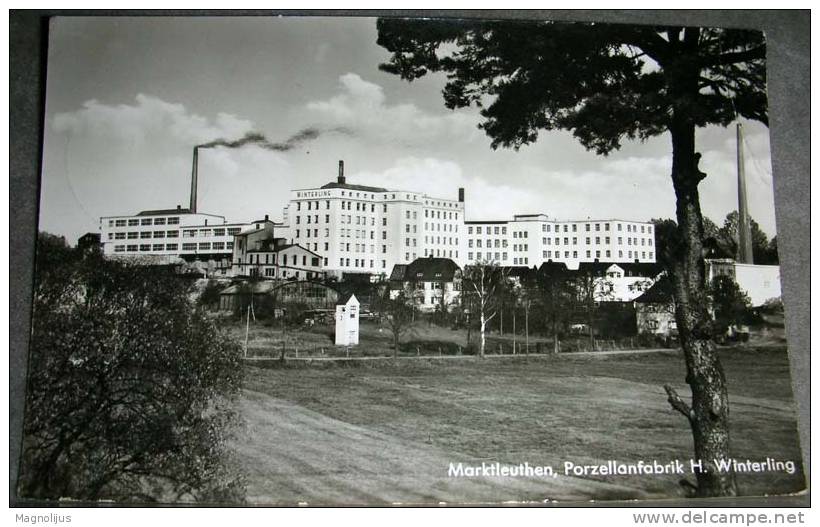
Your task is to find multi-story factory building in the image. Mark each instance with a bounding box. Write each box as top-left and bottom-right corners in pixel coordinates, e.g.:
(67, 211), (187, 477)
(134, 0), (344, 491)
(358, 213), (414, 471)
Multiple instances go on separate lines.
(100, 206), (253, 270)
(462, 214), (656, 269)
(283, 161), (464, 277)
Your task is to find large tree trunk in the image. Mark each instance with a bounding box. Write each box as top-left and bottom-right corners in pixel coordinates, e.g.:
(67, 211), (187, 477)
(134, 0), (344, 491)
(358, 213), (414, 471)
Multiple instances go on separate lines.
(667, 111), (737, 497)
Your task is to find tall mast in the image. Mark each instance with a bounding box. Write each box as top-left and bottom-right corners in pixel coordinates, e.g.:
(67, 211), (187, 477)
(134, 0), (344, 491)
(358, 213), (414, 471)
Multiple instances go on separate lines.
(736, 123), (753, 264)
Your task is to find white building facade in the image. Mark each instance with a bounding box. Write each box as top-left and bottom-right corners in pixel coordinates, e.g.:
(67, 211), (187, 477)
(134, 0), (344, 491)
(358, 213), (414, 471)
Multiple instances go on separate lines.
(100, 207), (252, 271)
(283, 164), (464, 278)
(462, 214), (656, 270)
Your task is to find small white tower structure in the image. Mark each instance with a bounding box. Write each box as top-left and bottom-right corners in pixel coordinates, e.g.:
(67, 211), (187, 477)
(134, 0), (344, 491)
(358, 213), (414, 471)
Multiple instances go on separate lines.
(335, 293), (360, 346)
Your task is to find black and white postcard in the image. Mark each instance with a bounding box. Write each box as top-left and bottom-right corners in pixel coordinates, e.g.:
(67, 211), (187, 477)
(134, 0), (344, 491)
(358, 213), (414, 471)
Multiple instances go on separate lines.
(16, 14), (807, 506)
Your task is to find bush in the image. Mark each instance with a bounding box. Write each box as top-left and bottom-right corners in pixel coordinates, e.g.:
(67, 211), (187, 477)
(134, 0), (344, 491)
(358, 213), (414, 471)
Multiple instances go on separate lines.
(19, 236), (245, 503)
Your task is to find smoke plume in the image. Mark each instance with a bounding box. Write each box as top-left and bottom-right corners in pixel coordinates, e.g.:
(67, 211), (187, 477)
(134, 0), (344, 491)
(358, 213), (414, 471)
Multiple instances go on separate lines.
(196, 126), (351, 151)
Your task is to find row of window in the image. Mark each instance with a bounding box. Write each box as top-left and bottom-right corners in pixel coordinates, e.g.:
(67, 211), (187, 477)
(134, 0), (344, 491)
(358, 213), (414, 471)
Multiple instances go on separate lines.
(110, 230), (180, 240)
(466, 250), (654, 262)
(338, 258), (388, 269)
(113, 242), (230, 253)
(241, 253), (321, 267)
(542, 236), (653, 247)
(466, 223), (654, 235)
(181, 227), (242, 237)
(109, 216), (180, 227)
(424, 235), (457, 246)
(423, 248), (458, 259)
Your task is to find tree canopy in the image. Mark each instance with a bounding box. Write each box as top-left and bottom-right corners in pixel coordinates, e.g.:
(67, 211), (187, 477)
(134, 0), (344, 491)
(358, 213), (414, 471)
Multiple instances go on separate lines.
(377, 19), (766, 153)
(19, 236), (245, 503)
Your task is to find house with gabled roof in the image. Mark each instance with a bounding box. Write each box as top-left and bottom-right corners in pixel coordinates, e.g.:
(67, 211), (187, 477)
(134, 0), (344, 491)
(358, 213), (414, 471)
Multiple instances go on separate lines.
(388, 257), (462, 312)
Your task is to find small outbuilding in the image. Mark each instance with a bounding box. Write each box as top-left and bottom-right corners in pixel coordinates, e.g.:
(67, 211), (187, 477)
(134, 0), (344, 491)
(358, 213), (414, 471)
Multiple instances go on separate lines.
(335, 293), (360, 346)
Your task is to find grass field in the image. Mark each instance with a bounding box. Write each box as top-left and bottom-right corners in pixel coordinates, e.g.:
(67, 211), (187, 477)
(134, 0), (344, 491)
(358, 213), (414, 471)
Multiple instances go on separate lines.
(232, 345), (805, 505)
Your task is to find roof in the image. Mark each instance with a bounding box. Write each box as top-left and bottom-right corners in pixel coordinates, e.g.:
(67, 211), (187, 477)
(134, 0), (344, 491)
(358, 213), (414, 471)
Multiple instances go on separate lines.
(464, 220), (509, 225)
(336, 292), (359, 306)
(136, 208), (192, 216)
(576, 261), (662, 278)
(219, 281), (279, 296)
(247, 242), (320, 257)
(319, 181), (388, 193)
(537, 261), (571, 275)
(391, 257), (461, 282)
(634, 276), (675, 304)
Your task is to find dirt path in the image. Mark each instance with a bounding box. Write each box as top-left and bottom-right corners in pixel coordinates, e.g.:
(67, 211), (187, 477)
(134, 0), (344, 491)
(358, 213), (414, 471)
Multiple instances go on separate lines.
(232, 389), (658, 505)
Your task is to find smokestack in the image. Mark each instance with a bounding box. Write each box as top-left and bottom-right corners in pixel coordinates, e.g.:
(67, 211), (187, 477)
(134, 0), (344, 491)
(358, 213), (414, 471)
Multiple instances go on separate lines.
(338, 160), (345, 184)
(736, 123), (753, 264)
(458, 187), (465, 203)
(190, 147), (199, 213)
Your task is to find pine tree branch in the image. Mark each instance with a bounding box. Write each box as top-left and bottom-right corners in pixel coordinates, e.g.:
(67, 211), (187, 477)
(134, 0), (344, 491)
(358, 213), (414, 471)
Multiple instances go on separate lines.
(664, 384), (694, 422)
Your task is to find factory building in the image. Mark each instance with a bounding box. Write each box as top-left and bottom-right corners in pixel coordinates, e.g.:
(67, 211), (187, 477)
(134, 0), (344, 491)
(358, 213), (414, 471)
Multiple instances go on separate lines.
(100, 206), (253, 272)
(283, 161), (464, 278)
(231, 219), (324, 280)
(462, 213), (656, 270)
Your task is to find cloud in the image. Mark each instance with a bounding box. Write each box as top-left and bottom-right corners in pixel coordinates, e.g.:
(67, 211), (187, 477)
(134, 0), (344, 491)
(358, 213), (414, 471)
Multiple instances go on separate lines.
(306, 73), (481, 145)
(43, 94), (295, 243)
(53, 94), (255, 147)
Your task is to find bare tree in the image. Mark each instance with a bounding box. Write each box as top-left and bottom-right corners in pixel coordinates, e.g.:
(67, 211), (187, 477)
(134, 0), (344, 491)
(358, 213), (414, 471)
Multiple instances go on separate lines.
(382, 289), (414, 358)
(463, 259), (507, 358)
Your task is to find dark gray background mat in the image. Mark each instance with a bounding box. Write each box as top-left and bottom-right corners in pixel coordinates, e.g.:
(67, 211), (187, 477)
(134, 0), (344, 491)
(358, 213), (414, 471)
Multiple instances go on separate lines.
(9, 10), (810, 507)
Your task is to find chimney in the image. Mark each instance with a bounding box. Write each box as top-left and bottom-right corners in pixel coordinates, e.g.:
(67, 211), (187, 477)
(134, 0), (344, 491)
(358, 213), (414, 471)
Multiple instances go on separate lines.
(736, 123), (754, 264)
(458, 187), (465, 203)
(338, 160), (346, 184)
(264, 214), (269, 221)
(176, 204), (181, 211)
(190, 147), (199, 213)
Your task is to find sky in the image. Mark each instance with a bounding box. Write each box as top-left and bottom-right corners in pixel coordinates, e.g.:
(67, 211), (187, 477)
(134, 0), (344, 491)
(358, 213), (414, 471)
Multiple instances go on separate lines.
(39, 16), (779, 244)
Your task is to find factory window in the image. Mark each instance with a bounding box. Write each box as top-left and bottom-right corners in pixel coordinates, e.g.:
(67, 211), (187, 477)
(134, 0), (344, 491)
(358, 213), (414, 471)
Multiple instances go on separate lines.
(564, 251), (569, 258)
(199, 243), (210, 250)
(606, 237), (610, 244)
(326, 201), (330, 209)
(227, 228), (241, 235)
(108, 220), (114, 227)
(213, 242), (225, 250)
(382, 245), (386, 253)
(167, 217), (180, 225)
(572, 251), (577, 258)
(115, 220), (126, 227)
(641, 225), (645, 233)
(153, 231), (165, 238)
(128, 219), (139, 226)
(139, 232), (150, 239)
(606, 250), (611, 257)
(605, 223), (610, 231)
(595, 237), (600, 244)
(572, 224), (577, 232)
(467, 226), (473, 234)
(226, 242), (233, 250)
(152, 244), (163, 251)
(139, 244), (151, 252)
(595, 250), (601, 258)
(114, 245), (125, 253)
(572, 237), (577, 244)
(563, 225), (568, 232)
(649, 251), (654, 259)
(564, 238), (569, 245)
(382, 218), (387, 226)
(586, 250), (591, 258)
(166, 244), (178, 251)
(107, 233), (113, 240)
(154, 218), (166, 226)
(115, 232), (127, 240)
(183, 230), (196, 237)
(141, 219), (152, 226)
(297, 202), (301, 211)
(617, 223), (622, 231)
(213, 228), (225, 236)
(127, 244), (138, 252)
(619, 250), (623, 257)
(163, 230), (176, 239)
